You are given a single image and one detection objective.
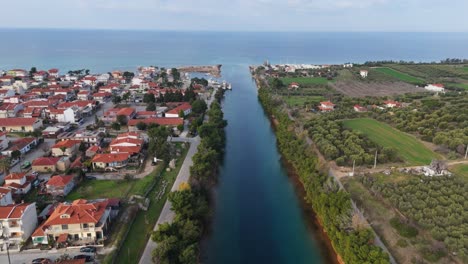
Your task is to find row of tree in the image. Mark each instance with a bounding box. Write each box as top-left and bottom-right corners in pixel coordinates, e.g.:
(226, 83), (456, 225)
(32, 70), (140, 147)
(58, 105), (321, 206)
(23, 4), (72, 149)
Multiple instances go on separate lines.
(151, 88), (227, 263)
(258, 87), (391, 263)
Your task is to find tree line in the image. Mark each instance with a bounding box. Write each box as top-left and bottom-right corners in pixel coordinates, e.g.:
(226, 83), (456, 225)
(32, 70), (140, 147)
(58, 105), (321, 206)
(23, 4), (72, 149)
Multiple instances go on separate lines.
(151, 88), (227, 264)
(258, 88), (390, 264)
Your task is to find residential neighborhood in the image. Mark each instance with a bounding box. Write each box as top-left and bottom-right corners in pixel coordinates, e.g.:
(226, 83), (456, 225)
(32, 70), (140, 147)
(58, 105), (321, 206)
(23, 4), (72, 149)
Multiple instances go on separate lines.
(0, 65), (218, 263)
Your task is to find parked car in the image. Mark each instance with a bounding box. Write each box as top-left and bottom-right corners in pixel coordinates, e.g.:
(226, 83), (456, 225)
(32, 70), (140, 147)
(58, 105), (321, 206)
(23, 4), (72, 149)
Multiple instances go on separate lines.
(80, 246), (96, 253)
(21, 161), (31, 169)
(31, 171), (39, 177)
(32, 258), (52, 264)
(32, 179), (40, 188)
(73, 255), (93, 262)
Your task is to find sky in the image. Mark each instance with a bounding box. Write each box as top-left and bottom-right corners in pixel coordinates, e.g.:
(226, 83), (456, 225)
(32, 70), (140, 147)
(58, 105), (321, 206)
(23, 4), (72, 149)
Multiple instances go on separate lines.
(0, 0), (467, 31)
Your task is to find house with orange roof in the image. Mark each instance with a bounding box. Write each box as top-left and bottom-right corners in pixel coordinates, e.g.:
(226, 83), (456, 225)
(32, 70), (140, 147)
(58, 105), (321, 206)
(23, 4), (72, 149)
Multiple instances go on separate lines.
(1, 137), (38, 157)
(92, 153), (131, 171)
(0, 117), (43, 132)
(102, 107), (136, 123)
(0, 102), (24, 118)
(0, 187), (13, 206)
(318, 101), (335, 112)
(109, 134), (143, 155)
(353, 104), (368, 113)
(85, 145), (100, 158)
(0, 203), (38, 250)
(32, 157), (70, 173)
(32, 199), (118, 247)
(165, 102), (191, 118)
(46, 175), (75, 196)
(3, 172), (32, 195)
(51, 140), (82, 157)
(383, 100), (402, 108)
(128, 118), (183, 131)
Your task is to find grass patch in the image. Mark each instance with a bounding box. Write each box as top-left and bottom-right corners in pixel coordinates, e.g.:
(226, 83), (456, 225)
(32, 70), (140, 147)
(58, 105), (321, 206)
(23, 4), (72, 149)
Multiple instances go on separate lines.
(67, 180), (135, 200)
(446, 82), (468, 90)
(374, 67), (425, 85)
(450, 164), (468, 181)
(114, 144), (189, 264)
(280, 77), (331, 86)
(283, 95), (325, 107)
(343, 118), (439, 165)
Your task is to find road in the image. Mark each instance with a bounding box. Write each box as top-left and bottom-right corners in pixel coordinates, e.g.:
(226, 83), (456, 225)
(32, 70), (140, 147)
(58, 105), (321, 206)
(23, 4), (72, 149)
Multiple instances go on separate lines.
(9, 138), (56, 174)
(138, 136), (200, 264)
(0, 248), (94, 264)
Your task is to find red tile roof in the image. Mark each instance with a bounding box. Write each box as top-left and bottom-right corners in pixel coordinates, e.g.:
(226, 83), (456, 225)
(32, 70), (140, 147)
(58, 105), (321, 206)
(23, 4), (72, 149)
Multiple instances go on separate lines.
(166, 102), (191, 114)
(4, 172), (26, 181)
(92, 153), (130, 163)
(0, 117), (39, 126)
(47, 175), (74, 187)
(52, 140), (82, 149)
(116, 107), (135, 116)
(128, 118), (183, 126)
(33, 157), (61, 166)
(0, 203), (32, 219)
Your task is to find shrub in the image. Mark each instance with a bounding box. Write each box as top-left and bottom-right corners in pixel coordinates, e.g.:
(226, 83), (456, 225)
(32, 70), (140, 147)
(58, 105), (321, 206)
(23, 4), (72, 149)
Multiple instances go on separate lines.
(390, 217), (418, 238)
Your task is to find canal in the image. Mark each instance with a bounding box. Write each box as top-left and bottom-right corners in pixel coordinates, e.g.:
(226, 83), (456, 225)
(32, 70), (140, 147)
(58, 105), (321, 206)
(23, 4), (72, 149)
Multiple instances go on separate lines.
(204, 64), (329, 264)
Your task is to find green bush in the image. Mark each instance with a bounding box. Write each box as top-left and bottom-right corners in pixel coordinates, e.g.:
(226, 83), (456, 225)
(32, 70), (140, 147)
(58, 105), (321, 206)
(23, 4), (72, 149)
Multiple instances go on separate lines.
(390, 217), (419, 238)
(396, 239), (409, 248)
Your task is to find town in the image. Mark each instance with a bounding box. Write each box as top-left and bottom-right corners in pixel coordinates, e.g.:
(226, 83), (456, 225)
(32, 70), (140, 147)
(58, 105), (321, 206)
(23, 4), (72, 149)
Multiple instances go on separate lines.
(0, 66), (227, 263)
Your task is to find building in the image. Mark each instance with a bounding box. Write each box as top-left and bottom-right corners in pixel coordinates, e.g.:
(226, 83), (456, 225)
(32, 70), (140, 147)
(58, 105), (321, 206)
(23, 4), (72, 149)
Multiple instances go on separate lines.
(0, 118), (43, 132)
(318, 101), (335, 112)
(0, 102), (24, 118)
(85, 145), (100, 158)
(0, 187), (13, 206)
(32, 157), (70, 173)
(353, 104), (367, 112)
(1, 137), (37, 157)
(424, 83), (445, 93)
(383, 100), (402, 108)
(109, 134), (143, 154)
(102, 107), (136, 123)
(360, 70), (368, 78)
(288, 82), (300, 90)
(46, 175), (75, 196)
(57, 130), (103, 146)
(32, 199), (119, 247)
(128, 118), (183, 131)
(165, 103), (191, 118)
(92, 153), (130, 171)
(51, 140), (81, 157)
(3, 173), (32, 195)
(0, 203), (38, 250)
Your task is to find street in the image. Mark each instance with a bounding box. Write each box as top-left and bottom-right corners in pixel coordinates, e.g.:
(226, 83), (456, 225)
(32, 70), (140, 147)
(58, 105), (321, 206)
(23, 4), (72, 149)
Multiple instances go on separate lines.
(0, 249), (95, 264)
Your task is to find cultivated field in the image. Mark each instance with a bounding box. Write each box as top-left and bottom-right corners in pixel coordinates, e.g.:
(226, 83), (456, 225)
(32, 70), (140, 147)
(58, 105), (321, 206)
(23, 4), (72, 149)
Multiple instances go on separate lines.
(283, 95), (325, 107)
(373, 67), (425, 85)
(343, 118), (439, 165)
(331, 80), (426, 97)
(388, 64), (468, 80)
(280, 77), (331, 86)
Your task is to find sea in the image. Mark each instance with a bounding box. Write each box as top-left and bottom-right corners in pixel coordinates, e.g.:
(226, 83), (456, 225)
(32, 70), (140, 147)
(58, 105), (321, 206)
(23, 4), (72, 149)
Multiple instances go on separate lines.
(2, 30), (468, 264)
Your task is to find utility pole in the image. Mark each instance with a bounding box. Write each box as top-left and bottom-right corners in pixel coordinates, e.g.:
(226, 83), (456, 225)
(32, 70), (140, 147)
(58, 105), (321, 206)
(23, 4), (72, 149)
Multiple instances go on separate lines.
(374, 150), (378, 169)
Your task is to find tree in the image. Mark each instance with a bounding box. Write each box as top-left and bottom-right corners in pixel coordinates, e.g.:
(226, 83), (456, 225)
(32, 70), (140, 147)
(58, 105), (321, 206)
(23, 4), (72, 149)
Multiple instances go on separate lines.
(271, 78), (284, 90)
(29, 67), (37, 77)
(179, 110), (185, 118)
(0, 157), (11, 175)
(11, 150), (21, 160)
(146, 102), (156, 111)
(148, 126), (170, 162)
(191, 100), (207, 115)
(122, 92), (131, 103)
(112, 95), (122, 105)
(171, 68), (181, 81)
(79, 142), (87, 152)
(136, 122), (147, 131)
(117, 115), (128, 125)
(143, 93), (156, 104)
(111, 122), (121, 131)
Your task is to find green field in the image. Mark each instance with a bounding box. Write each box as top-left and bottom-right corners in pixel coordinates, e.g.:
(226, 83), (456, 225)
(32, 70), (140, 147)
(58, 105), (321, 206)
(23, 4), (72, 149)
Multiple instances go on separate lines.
(343, 118), (439, 165)
(447, 82), (468, 90)
(373, 67), (425, 84)
(280, 77), (331, 86)
(283, 95), (325, 107)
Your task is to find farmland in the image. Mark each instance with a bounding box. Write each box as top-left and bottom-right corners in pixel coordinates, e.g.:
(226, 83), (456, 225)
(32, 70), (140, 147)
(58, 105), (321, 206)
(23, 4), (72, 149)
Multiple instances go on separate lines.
(373, 67), (425, 84)
(331, 80), (425, 97)
(283, 95), (325, 107)
(343, 118), (439, 165)
(387, 64), (468, 81)
(280, 77), (331, 86)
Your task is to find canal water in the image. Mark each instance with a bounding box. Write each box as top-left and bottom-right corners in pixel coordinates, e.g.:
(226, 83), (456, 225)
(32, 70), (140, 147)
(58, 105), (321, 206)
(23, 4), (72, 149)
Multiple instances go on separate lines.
(203, 65), (326, 264)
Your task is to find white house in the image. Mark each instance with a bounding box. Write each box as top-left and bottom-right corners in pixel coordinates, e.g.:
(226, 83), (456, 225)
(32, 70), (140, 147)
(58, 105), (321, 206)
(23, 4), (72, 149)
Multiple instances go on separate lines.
(0, 187), (13, 206)
(165, 103), (192, 118)
(0, 203), (38, 251)
(424, 84), (445, 93)
(360, 70), (368, 78)
(49, 107), (76, 123)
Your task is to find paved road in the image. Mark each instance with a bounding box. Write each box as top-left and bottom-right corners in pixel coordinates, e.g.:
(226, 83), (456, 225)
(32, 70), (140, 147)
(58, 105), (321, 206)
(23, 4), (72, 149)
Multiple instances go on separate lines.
(9, 138), (56, 174)
(138, 136), (200, 264)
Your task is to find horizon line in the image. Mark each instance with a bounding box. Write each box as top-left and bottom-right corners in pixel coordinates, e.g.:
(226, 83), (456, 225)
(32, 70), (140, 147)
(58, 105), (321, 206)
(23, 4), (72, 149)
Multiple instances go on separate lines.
(0, 27), (467, 34)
